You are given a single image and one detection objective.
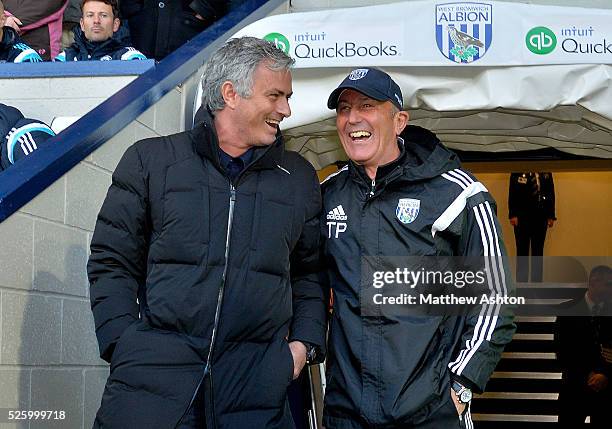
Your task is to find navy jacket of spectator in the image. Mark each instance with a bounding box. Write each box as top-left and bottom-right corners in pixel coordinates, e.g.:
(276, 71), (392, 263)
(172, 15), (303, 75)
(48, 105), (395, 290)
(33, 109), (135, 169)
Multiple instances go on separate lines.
(0, 26), (43, 62)
(0, 103), (55, 171)
(55, 25), (146, 61)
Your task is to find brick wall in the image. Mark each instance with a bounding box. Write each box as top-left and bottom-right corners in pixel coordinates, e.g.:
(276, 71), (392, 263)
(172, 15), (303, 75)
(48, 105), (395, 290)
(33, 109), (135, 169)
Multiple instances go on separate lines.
(0, 84), (185, 429)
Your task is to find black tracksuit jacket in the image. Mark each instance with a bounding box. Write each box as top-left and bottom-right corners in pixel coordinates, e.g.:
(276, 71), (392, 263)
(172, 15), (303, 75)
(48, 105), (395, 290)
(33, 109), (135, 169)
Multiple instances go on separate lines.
(88, 110), (327, 428)
(321, 127), (516, 428)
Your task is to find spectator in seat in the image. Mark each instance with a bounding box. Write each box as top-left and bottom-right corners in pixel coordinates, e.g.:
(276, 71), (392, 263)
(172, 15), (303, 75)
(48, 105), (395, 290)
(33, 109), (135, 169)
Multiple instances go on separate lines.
(61, 0), (81, 49)
(0, 104), (56, 172)
(56, 0), (146, 61)
(0, 1), (43, 62)
(3, 0), (68, 60)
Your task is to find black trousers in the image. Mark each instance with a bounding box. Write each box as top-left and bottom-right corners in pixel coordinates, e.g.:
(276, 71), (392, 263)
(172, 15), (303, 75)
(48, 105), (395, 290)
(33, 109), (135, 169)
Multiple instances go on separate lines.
(324, 395), (472, 429)
(558, 381), (611, 428)
(514, 215), (548, 282)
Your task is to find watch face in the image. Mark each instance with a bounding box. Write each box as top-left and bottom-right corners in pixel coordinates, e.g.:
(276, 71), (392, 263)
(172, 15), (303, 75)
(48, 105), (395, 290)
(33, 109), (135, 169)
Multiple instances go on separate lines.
(460, 389), (472, 403)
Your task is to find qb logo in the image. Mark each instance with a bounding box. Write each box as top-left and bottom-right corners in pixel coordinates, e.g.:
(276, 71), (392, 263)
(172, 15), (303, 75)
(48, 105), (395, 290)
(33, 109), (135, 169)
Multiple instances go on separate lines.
(327, 205), (348, 238)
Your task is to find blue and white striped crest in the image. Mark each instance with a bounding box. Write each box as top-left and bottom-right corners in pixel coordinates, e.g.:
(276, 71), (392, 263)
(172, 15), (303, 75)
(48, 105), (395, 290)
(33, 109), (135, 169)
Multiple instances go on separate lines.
(348, 69), (369, 80)
(436, 2), (493, 64)
(396, 198), (420, 224)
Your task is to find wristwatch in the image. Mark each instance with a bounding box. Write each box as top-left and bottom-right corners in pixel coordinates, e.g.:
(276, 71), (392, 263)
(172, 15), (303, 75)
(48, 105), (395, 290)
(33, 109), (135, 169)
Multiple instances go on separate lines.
(304, 343), (318, 364)
(451, 380), (473, 404)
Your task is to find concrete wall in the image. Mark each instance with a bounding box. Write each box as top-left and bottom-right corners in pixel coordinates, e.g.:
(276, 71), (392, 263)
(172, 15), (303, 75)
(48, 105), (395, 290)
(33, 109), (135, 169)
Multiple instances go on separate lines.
(0, 76), (139, 126)
(0, 84), (186, 428)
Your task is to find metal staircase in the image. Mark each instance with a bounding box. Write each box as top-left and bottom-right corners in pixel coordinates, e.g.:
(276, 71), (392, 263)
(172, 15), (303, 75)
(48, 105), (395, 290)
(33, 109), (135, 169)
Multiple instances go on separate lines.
(472, 283), (587, 428)
(473, 316), (561, 428)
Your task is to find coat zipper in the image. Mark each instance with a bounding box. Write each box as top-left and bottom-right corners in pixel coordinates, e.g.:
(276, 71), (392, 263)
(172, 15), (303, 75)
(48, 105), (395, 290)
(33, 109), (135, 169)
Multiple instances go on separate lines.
(368, 178), (376, 199)
(175, 183), (237, 429)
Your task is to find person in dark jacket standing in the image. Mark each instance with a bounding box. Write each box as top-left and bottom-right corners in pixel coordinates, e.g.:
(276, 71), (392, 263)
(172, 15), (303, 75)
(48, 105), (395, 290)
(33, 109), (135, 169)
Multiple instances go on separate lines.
(56, 0), (146, 61)
(321, 68), (515, 428)
(87, 36), (327, 428)
(120, 0), (245, 61)
(557, 265), (612, 428)
(0, 1), (42, 62)
(508, 172), (556, 282)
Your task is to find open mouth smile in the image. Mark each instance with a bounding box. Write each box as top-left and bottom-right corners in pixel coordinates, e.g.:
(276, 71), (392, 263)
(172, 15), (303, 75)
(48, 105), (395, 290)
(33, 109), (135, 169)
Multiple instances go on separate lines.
(349, 131), (372, 140)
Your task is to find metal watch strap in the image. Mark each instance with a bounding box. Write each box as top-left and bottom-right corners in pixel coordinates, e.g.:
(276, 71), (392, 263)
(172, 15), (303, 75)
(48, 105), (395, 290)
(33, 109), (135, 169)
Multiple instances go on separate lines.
(452, 380), (472, 404)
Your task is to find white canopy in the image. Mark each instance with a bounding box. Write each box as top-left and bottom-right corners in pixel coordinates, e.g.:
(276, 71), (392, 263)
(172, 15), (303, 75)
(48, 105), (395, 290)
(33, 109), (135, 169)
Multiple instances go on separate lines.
(203, 0), (612, 167)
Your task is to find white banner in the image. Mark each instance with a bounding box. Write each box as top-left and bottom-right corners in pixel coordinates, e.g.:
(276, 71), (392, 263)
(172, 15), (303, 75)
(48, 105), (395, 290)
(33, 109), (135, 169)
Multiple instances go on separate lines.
(232, 0), (612, 67)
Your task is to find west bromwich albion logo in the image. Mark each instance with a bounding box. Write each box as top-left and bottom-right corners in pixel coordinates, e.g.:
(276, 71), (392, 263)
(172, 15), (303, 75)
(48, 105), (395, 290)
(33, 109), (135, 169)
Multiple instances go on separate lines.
(348, 69), (369, 80)
(436, 2), (492, 63)
(396, 198), (420, 224)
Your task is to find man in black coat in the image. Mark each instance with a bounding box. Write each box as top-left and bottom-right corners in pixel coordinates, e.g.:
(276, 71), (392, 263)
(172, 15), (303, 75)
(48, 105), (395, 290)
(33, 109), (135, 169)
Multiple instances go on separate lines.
(557, 265), (612, 428)
(508, 172), (556, 282)
(87, 36), (327, 428)
(120, 0), (247, 61)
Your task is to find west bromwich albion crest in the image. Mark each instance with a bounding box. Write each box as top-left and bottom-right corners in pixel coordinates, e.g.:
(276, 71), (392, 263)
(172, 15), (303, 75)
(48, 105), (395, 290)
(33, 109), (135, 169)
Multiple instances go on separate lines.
(436, 2), (492, 64)
(396, 198), (420, 224)
(348, 69), (369, 80)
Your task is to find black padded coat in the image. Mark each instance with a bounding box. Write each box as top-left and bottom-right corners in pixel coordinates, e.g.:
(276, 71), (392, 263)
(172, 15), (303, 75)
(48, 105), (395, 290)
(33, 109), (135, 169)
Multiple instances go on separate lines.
(88, 110), (327, 428)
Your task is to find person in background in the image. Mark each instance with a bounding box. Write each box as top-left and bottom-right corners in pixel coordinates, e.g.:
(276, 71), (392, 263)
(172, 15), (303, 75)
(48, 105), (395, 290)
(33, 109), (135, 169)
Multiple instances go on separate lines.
(120, 0), (247, 61)
(0, 1), (43, 62)
(61, 0), (81, 49)
(0, 103), (56, 171)
(557, 265), (612, 428)
(56, 0), (146, 61)
(508, 172), (556, 282)
(3, 0), (67, 60)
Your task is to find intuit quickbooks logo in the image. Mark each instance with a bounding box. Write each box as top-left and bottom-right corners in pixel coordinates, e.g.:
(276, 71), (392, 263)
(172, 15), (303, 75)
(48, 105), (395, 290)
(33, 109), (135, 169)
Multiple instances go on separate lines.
(526, 27), (557, 55)
(264, 33), (290, 54)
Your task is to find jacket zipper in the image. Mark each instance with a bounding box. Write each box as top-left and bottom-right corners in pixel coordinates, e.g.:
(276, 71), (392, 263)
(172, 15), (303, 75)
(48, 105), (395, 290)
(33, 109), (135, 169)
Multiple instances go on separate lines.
(175, 183), (237, 429)
(368, 178), (376, 199)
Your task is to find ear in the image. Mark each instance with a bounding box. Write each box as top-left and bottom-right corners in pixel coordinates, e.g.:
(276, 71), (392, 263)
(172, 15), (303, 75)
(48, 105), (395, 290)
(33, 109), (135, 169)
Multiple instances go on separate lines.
(394, 110), (409, 135)
(79, 18), (85, 31)
(113, 18), (120, 33)
(220, 81), (239, 109)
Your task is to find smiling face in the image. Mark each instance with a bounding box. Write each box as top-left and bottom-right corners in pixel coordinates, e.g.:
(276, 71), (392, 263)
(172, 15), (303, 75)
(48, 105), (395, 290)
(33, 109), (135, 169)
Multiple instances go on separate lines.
(336, 89), (408, 178)
(231, 61), (292, 148)
(80, 1), (120, 42)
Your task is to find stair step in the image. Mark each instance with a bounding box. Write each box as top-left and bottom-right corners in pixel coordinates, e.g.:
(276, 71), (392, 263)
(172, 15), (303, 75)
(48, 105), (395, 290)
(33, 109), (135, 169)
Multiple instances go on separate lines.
(505, 339), (556, 353)
(471, 398), (559, 415)
(495, 357), (561, 372)
(514, 317), (556, 323)
(474, 423), (558, 429)
(515, 322), (556, 334)
(477, 392), (558, 400)
(486, 374), (562, 393)
(472, 413), (557, 423)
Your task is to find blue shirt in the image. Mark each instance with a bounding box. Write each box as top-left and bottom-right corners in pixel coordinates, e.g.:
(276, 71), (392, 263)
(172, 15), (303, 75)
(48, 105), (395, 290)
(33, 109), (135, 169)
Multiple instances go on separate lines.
(218, 147), (254, 183)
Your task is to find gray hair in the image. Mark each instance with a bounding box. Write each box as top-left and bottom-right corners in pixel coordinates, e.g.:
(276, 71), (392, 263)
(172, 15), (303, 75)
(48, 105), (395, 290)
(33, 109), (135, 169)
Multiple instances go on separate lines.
(201, 36), (295, 112)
